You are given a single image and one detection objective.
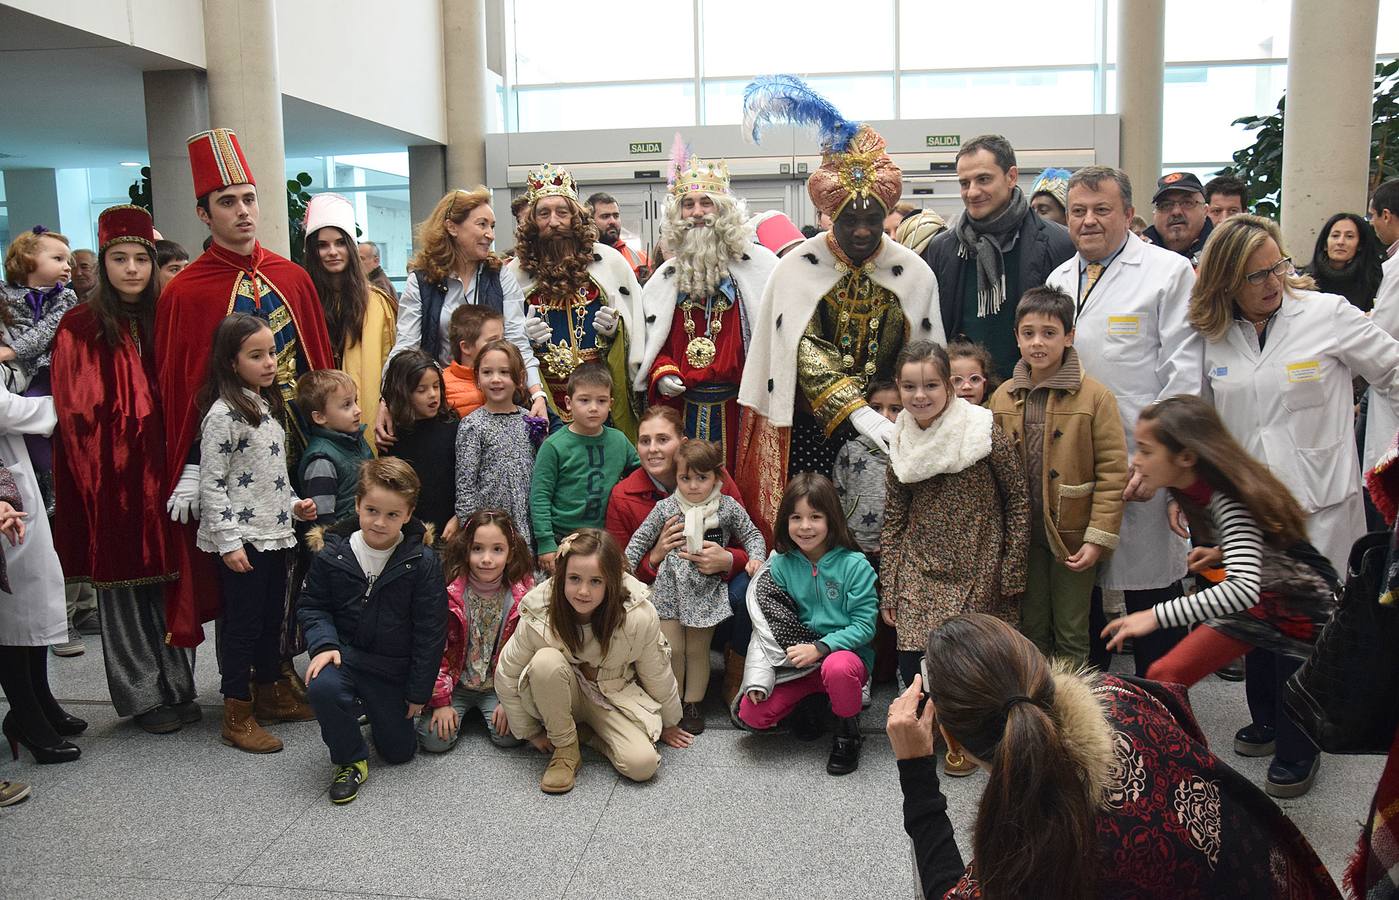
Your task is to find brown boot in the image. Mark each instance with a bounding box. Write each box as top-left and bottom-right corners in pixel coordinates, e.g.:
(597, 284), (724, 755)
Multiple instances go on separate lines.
(221, 698), (283, 753)
(280, 660), (309, 703)
(723, 649), (746, 705)
(540, 741), (581, 794)
(253, 679), (316, 723)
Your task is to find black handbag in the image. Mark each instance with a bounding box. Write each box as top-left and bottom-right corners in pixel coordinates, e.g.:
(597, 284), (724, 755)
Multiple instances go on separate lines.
(1283, 531), (1399, 755)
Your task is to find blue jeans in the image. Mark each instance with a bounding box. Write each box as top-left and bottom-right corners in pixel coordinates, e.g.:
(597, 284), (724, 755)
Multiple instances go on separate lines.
(725, 571), (752, 655)
(306, 662), (417, 766)
(416, 684), (523, 751)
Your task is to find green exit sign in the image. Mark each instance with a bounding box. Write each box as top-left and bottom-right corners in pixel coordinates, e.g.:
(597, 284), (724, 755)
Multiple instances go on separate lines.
(629, 141), (663, 155)
(925, 134), (960, 148)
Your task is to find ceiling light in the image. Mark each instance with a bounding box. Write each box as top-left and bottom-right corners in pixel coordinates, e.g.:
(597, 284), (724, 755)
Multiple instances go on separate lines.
(120, 161), (144, 167)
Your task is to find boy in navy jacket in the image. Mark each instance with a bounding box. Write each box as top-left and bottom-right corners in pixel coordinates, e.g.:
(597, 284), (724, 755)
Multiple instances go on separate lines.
(298, 457), (448, 804)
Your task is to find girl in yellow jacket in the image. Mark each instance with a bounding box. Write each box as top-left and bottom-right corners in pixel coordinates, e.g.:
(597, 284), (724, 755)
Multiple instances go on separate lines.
(493, 529), (693, 794)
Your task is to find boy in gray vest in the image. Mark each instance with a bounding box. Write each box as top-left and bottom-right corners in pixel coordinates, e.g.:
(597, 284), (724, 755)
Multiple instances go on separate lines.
(297, 369), (374, 524)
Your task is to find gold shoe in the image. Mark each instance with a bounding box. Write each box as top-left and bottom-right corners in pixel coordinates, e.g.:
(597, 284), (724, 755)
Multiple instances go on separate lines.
(540, 741), (581, 794)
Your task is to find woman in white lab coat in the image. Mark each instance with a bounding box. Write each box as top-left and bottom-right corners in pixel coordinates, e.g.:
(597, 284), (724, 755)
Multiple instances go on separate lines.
(1191, 214), (1399, 576)
(0, 366), (82, 764)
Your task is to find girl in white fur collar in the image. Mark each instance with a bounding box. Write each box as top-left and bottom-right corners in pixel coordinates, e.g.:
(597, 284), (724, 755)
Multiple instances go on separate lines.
(879, 341), (1031, 777)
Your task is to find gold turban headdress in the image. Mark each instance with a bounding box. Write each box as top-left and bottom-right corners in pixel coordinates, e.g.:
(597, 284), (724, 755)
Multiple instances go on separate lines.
(742, 75), (902, 219)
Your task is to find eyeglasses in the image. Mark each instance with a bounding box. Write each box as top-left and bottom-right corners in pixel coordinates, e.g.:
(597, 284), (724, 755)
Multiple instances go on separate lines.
(951, 374), (986, 388)
(1154, 198), (1202, 213)
(1244, 256), (1293, 286)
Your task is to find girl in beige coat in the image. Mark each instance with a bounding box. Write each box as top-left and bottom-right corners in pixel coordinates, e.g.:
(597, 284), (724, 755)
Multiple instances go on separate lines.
(493, 529), (692, 793)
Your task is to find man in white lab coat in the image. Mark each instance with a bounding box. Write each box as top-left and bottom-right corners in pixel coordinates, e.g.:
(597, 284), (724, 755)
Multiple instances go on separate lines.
(1364, 178), (1399, 472)
(1046, 166), (1204, 675)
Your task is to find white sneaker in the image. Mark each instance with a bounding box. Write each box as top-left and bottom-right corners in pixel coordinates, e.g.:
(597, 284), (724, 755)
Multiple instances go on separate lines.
(861, 678), (871, 710)
(51, 636), (85, 657)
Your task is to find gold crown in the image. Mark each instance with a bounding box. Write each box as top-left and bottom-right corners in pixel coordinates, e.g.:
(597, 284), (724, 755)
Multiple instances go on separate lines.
(525, 163), (578, 205)
(669, 155), (730, 198)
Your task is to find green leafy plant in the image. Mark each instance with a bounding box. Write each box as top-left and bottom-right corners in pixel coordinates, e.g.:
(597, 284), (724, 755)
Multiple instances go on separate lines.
(1220, 59), (1399, 220)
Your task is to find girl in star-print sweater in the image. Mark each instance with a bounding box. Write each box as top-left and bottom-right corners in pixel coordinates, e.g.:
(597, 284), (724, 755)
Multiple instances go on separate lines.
(196, 314), (318, 750)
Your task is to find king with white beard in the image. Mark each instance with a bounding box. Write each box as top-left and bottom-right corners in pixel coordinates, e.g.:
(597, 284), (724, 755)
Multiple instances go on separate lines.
(635, 152), (777, 471)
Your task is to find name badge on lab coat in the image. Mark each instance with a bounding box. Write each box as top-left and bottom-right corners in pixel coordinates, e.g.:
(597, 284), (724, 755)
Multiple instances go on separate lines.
(1285, 360), (1321, 383)
(1107, 315), (1142, 336)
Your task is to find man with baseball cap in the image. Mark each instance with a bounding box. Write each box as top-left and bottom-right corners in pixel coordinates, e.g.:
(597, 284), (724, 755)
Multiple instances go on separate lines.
(1142, 172), (1214, 265)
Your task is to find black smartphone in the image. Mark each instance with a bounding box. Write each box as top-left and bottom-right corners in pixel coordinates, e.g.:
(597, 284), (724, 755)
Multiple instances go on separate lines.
(917, 654), (931, 715)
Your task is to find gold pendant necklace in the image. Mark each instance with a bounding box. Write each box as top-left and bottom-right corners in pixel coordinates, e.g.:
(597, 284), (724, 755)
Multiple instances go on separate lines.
(681, 293), (730, 369)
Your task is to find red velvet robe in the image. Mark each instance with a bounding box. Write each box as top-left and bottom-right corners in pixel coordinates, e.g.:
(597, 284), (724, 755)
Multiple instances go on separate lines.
(156, 242), (332, 647)
(52, 305), (176, 589)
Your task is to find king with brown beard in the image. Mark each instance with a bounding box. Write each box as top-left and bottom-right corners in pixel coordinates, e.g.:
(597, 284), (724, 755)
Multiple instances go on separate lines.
(509, 163), (641, 440)
(636, 149), (776, 473)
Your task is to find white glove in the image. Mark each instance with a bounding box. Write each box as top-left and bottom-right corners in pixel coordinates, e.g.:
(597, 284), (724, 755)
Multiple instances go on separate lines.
(592, 304), (619, 337)
(657, 374), (686, 398)
(850, 405), (896, 454)
(524, 310), (552, 345)
(166, 464), (201, 524)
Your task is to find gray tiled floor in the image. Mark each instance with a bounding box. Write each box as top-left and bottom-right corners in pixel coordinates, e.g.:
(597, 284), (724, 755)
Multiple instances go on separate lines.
(0, 640), (1382, 899)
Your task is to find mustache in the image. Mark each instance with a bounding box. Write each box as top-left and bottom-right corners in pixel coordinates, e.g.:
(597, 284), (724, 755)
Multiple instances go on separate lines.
(679, 215), (716, 230)
(1167, 215), (1188, 227)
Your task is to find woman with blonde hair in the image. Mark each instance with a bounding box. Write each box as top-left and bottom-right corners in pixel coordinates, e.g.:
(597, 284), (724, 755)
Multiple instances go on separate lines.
(376, 188), (546, 446)
(1189, 214), (1399, 576)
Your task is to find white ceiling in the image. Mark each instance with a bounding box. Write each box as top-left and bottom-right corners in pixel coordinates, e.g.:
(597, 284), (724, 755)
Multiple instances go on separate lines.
(0, 6), (436, 172)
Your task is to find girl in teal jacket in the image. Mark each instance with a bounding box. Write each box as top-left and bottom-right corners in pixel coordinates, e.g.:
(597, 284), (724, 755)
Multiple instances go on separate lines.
(735, 473), (878, 775)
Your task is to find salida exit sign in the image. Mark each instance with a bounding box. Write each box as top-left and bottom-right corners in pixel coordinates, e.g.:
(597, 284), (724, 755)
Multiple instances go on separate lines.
(925, 134), (960, 148)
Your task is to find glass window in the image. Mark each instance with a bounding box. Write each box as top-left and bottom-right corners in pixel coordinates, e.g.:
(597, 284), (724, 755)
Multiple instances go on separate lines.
(1105, 63), (1287, 166)
(901, 0), (1097, 70)
(516, 82), (696, 132)
(1381, 0), (1399, 54)
(704, 74), (894, 126)
(701, 0), (895, 76)
(1163, 0), (1290, 62)
(902, 69), (1096, 118)
(513, 0), (693, 84)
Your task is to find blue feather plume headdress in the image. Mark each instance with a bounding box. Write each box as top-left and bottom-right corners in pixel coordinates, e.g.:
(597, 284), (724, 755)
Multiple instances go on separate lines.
(741, 75), (861, 152)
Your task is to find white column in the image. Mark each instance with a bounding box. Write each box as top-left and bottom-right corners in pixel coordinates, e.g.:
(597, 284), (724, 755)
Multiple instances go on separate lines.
(442, 0), (489, 189)
(1116, 0), (1165, 207)
(143, 70), (210, 254)
(1281, 0), (1379, 266)
(201, 0), (291, 256)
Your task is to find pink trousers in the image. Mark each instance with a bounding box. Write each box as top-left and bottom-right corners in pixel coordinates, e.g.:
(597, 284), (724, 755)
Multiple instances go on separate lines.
(737, 650), (867, 729)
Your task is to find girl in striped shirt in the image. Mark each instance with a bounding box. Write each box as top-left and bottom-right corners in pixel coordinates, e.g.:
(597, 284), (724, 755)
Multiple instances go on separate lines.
(1101, 395), (1337, 798)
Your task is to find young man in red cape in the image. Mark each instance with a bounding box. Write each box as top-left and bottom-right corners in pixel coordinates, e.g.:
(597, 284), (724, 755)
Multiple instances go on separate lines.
(158, 128), (333, 656)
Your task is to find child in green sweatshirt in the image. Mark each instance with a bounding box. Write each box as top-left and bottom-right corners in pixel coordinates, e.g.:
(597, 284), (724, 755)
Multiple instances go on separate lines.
(529, 363), (639, 573)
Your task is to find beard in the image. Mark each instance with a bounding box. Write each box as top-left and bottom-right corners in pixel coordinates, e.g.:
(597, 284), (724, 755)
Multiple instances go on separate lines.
(541, 230), (580, 266)
(597, 224), (620, 245)
(673, 217), (734, 298)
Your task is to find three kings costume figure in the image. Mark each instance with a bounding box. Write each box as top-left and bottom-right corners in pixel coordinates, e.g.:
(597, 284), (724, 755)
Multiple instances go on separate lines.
(157, 128), (333, 648)
(635, 139), (777, 473)
(508, 163), (641, 441)
(736, 77), (944, 535)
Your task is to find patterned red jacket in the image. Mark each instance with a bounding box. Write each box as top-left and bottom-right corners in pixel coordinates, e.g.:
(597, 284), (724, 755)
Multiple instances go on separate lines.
(428, 575), (533, 709)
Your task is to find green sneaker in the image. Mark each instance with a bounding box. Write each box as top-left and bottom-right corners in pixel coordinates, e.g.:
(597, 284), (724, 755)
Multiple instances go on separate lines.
(329, 760), (368, 804)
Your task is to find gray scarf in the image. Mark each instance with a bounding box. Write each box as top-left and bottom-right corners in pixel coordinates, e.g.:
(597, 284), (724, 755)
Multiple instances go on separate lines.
(954, 186), (1029, 318)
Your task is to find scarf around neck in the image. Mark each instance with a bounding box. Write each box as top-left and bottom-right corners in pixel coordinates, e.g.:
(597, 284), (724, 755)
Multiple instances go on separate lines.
(954, 186), (1029, 319)
(673, 482), (724, 553)
(889, 396), (994, 484)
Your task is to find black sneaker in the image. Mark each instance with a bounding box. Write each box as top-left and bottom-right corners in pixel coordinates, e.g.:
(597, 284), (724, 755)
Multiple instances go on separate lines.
(329, 760), (368, 804)
(134, 706), (182, 734)
(827, 717), (863, 776)
(1233, 723), (1276, 758)
(173, 701), (203, 724)
(1266, 756), (1319, 798)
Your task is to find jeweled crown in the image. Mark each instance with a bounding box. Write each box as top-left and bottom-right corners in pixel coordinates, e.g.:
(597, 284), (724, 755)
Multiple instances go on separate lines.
(669, 155), (731, 198)
(525, 163), (578, 205)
